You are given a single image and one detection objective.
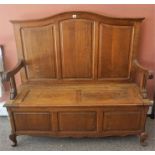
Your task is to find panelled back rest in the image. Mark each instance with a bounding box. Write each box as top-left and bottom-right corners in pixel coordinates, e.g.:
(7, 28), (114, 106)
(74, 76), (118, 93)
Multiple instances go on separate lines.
(12, 11), (144, 83)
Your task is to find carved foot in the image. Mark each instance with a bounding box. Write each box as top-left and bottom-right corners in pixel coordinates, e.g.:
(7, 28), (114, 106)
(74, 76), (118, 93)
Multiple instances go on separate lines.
(9, 134), (17, 147)
(140, 132), (148, 146)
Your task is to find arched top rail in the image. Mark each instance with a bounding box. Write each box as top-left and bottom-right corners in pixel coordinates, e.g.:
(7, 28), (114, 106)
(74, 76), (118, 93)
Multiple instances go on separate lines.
(11, 11), (145, 24)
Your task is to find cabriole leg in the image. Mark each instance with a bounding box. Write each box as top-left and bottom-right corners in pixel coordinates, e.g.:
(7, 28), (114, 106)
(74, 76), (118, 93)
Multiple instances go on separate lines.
(9, 134), (17, 147)
(140, 132), (148, 146)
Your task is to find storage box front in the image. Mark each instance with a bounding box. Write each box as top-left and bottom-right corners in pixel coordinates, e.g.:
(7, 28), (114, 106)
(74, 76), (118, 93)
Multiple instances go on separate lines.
(58, 111), (97, 132)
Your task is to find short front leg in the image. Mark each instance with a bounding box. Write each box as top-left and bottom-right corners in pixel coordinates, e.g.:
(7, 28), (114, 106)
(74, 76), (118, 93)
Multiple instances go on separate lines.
(9, 134), (17, 147)
(140, 132), (148, 146)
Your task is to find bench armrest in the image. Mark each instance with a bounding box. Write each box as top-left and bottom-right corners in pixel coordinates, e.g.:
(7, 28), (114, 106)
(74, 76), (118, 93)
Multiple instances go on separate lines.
(2, 59), (25, 100)
(2, 60), (25, 81)
(134, 60), (153, 98)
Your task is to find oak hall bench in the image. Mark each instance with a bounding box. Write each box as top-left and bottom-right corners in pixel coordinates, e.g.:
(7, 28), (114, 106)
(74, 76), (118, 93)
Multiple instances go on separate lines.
(2, 11), (153, 147)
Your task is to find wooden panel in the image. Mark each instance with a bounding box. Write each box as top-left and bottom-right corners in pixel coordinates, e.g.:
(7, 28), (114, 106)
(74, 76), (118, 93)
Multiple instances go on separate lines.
(21, 25), (57, 79)
(14, 112), (51, 131)
(60, 19), (94, 79)
(58, 111), (97, 131)
(104, 111), (141, 131)
(98, 24), (133, 79)
(20, 89), (77, 105)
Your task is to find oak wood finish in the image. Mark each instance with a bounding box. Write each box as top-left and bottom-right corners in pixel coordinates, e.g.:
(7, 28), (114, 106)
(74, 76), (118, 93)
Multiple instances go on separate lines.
(133, 60), (153, 98)
(3, 11), (153, 146)
(2, 60), (25, 99)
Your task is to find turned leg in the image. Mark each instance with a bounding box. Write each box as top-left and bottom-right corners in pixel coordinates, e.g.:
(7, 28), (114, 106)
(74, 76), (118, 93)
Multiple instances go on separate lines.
(140, 132), (148, 146)
(9, 134), (17, 147)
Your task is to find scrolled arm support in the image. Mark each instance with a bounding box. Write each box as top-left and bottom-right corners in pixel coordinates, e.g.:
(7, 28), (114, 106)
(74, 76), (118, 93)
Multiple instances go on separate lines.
(2, 60), (25, 81)
(134, 59), (153, 99)
(2, 59), (25, 100)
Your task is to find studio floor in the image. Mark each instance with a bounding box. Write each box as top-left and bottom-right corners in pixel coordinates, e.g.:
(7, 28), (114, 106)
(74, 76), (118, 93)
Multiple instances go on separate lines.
(0, 116), (155, 151)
